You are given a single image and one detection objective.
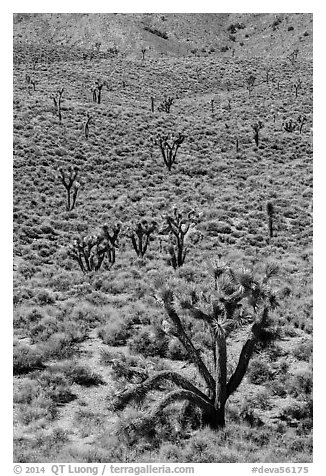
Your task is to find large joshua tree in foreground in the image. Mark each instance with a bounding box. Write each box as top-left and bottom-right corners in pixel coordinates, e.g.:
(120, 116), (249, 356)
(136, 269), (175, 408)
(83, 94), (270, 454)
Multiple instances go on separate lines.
(110, 261), (279, 430)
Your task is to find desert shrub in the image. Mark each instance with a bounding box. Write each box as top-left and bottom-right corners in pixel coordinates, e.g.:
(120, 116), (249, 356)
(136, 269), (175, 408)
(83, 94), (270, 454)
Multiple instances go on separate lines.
(29, 315), (59, 343)
(14, 378), (40, 404)
(239, 403), (264, 428)
(14, 428), (69, 462)
(98, 318), (130, 346)
(18, 397), (59, 425)
(166, 338), (188, 360)
(35, 288), (56, 305)
(13, 342), (45, 374)
(182, 430), (219, 462)
(36, 370), (76, 404)
(279, 399), (312, 426)
(272, 17), (282, 30)
(247, 358), (274, 385)
(13, 286), (35, 306)
(122, 302), (153, 326)
(13, 306), (45, 329)
(158, 443), (183, 462)
(73, 409), (105, 438)
(53, 361), (105, 386)
(201, 220), (232, 235)
(176, 264), (199, 283)
(292, 340), (313, 361)
(40, 332), (77, 359)
(287, 370), (312, 398)
(128, 326), (168, 358)
(62, 319), (89, 343)
(114, 407), (158, 447)
(227, 22), (245, 33)
(272, 377), (288, 396)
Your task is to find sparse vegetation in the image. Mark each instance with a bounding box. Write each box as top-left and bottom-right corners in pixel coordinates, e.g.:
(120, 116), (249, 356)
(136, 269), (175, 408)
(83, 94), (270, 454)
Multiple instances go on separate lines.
(13, 12), (312, 464)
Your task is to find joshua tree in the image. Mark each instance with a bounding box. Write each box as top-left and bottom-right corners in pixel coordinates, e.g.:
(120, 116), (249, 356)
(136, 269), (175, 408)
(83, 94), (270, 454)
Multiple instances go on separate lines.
(68, 223), (121, 273)
(210, 98), (215, 114)
(92, 80), (107, 104)
(51, 87), (64, 122)
(246, 74), (256, 97)
(141, 47), (147, 60)
(287, 48), (299, 66)
(127, 220), (157, 258)
(109, 260), (280, 430)
(156, 133), (185, 171)
(265, 66), (272, 85)
(31, 79), (36, 91)
(59, 166), (80, 211)
(84, 112), (92, 139)
(161, 207), (195, 268)
(283, 119), (297, 133)
(266, 201), (275, 238)
(31, 55), (38, 70)
(252, 121), (264, 147)
(95, 80), (106, 104)
(225, 80), (231, 93)
(297, 115), (307, 134)
(293, 79), (302, 99)
(158, 96), (175, 113)
(92, 87), (98, 103)
(102, 223), (121, 265)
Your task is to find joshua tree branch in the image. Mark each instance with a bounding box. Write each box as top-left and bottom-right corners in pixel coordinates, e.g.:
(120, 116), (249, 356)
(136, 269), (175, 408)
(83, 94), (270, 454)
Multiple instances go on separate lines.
(162, 297), (216, 395)
(151, 389), (215, 419)
(226, 307), (269, 398)
(110, 370), (210, 412)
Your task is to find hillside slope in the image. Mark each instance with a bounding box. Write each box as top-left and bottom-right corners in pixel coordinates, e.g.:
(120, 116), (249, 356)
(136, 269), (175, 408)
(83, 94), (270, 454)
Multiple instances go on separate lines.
(13, 13), (312, 60)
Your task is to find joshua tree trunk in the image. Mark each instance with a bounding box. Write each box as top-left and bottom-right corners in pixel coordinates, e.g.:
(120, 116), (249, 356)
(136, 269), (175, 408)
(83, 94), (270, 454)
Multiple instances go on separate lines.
(214, 334), (227, 426)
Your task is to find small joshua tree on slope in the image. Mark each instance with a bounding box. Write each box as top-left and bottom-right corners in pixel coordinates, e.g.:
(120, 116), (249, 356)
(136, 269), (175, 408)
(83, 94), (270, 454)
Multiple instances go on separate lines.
(52, 87), (64, 122)
(266, 201), (275, 238)
(127, 220), (157, 258)
(156, 133), (185, 171)
(59, 166), (80, 211)
(162, 208), (195, 268)
(68, 223), (121, 273)
(252, 121), (264, 147)
(158, 96), (174, 113)
(109, 261), (279, 430)
(84, 113), (92, 139)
